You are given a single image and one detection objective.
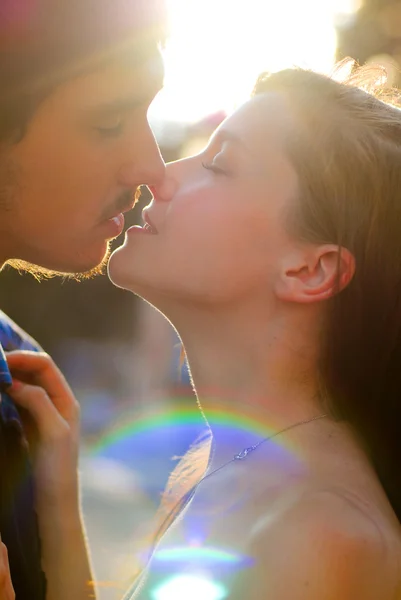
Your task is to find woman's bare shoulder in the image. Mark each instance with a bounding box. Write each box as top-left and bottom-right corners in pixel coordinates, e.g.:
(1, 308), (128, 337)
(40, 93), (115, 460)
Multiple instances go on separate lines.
(238, 488), (401, 600)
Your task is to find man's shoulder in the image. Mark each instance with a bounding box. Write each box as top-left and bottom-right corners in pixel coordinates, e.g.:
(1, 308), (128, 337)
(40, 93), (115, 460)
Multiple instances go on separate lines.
(0, 310), (42, 352)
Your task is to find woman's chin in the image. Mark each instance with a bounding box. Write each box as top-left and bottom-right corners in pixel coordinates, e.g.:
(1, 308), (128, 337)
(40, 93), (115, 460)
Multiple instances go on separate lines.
(107, 252), (151, 299)
(107, 248), (131, 290)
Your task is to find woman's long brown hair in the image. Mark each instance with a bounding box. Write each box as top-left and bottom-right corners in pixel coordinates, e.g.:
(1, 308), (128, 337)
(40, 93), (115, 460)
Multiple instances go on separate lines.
(253, 62), (401, 521)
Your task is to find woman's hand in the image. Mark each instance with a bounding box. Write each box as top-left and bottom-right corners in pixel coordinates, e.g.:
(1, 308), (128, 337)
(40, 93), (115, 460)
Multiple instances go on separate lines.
(6, 351), (95, 600)
(0, 537), (15, 600)
(6, 350), (81, 507)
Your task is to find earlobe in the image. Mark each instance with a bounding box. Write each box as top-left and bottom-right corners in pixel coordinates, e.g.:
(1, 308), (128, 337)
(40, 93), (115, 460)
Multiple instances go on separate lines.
(275, 245), (355, 304)
(328, 246), (355, 295)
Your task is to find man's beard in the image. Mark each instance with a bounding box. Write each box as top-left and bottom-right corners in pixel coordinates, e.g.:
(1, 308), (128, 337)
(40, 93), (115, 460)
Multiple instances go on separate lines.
(5, 186), (141, 281)
(6, 245), (111, 281)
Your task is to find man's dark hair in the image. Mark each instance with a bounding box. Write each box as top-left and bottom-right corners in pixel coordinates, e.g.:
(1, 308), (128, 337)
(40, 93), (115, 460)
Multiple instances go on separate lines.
(0, 0), (167, 142)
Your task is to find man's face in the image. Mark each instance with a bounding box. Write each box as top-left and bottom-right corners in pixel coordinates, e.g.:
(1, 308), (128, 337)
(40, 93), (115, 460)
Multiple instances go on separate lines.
(0, 50), (165, 276)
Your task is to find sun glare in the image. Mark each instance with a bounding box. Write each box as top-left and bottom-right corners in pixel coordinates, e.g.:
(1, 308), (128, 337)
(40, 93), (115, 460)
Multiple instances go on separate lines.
(149, 0), (358, 124)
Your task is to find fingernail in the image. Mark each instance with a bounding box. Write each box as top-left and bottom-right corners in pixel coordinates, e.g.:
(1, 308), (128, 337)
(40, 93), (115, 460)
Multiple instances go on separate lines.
(10, 380), (23, 392)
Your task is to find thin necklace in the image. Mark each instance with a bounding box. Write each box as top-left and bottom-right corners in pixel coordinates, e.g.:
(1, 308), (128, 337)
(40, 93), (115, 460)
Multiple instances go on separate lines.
(151, 412), (329, 550)
(199, 412), (329, 484)
(120, 412), (329, 600)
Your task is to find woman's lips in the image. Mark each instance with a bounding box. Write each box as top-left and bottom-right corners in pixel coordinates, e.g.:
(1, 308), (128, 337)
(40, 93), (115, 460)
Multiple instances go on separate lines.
(141, 208), (158, 233)
(126, 224), (157, 236)
(126, 214), (159, 236)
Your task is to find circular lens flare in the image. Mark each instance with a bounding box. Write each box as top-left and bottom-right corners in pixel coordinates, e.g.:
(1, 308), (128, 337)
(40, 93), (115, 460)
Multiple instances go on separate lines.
(151, 573), (227, 600)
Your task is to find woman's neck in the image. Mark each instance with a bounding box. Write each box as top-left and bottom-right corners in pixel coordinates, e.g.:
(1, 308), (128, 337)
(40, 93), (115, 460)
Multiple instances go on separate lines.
(173, 300), (326, 468)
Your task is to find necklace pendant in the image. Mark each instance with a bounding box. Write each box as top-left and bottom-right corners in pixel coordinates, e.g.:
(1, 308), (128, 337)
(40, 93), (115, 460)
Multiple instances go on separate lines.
(234, 447), (253, 460)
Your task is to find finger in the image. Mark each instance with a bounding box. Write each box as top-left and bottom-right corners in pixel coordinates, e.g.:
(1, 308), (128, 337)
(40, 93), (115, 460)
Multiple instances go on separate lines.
(7, 380), (69, 442)
(0, 543), (15, 600)
(6, 352), (79, 422)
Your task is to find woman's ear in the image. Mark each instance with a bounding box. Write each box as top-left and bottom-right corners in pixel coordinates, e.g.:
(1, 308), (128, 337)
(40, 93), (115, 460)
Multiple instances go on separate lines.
(274, 245), (355, 304)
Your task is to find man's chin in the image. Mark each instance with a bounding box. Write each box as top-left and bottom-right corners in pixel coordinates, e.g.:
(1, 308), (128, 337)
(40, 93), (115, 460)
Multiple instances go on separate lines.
(6, 246), (111, 280)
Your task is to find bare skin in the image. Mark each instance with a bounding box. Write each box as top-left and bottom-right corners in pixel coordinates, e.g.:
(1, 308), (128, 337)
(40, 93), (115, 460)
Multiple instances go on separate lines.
(0, 50), (165, 274)
(128, 396), (400, 599)
(7, 351), (401, 599)
(177, 417), (401, 599)
(5, 92), (401, 599)
(0, 44), (166, 600)
(107, 93), (401, 598)
(0, 535), (14, 600)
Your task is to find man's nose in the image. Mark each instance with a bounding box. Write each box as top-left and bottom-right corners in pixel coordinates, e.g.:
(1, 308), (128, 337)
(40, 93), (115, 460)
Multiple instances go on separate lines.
(118, 130), (166, 188)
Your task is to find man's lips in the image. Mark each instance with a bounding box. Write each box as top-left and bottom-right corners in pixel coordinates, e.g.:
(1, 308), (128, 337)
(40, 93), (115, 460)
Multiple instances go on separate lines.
(100, 187), (141, 223)
(98, 213), (125, 239)
(102, 203), (135, 222)
(98, 199), (136, 239)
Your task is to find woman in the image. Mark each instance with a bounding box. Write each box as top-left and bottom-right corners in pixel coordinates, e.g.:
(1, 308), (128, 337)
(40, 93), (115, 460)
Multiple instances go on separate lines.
(5, 65), (401, 599)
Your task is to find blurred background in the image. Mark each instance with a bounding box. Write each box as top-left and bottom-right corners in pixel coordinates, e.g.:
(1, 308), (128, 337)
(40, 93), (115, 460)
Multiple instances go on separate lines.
(1, 0), (400, 597)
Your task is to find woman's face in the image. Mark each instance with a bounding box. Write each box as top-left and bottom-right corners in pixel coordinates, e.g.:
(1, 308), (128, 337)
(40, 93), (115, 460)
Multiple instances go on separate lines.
(109, 93), (300, 305)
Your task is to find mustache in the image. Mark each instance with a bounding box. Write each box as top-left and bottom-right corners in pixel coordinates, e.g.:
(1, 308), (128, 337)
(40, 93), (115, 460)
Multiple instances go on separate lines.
(115, 186), (142, 212)
(101, 187), (143, 221)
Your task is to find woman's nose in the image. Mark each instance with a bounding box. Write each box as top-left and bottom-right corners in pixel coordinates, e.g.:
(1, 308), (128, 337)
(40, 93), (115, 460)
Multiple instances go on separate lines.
(148, 172), (177, 202)
(148, 156), (193, 201)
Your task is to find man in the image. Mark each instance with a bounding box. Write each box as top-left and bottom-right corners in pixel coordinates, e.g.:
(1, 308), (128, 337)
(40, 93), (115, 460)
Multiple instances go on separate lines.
(0, 1), (167, 598)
